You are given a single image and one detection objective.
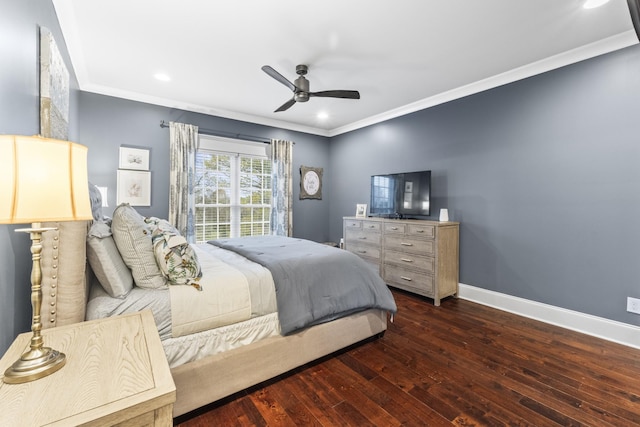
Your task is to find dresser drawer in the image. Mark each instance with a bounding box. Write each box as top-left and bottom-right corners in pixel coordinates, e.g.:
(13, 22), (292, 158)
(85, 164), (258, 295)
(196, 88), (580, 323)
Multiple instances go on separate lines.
(345, 219), (362, 229)
(361, 221), (381, 232)
(407, 224), (435, 238)
(384, 222), (406, 234)
(346, 242), (381, 260)
(383, 264), (434, 296)
(345, 229), (381, 245)
(384, 235), (434, 255)
(384, 249), (434, 274)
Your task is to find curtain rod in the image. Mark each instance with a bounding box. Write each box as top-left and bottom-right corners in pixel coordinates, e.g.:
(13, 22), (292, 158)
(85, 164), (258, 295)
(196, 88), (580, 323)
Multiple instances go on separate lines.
(159, 120), (271, 144)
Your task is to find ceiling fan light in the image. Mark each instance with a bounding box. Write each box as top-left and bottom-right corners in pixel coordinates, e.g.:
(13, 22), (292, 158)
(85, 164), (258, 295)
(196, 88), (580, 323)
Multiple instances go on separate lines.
(583, 0), (610, 9)
(294, 92), (309, 103)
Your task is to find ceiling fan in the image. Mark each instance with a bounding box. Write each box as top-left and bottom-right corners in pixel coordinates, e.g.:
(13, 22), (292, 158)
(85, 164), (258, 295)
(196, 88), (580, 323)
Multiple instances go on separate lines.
(261, 64), (360, 112)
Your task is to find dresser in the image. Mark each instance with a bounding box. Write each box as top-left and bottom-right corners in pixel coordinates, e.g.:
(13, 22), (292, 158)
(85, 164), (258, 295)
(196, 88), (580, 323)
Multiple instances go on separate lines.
(344, 217), (459, 306)
(0, 310), (176, 427)
(343, 217), (382, 273)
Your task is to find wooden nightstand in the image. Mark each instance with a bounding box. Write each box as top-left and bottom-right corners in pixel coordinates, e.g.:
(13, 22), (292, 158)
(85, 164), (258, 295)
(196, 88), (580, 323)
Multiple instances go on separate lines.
(0, 310), (175, 426)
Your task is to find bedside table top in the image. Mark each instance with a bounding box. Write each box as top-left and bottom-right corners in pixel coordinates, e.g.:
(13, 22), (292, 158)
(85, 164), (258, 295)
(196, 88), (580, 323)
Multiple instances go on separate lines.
(0, 310), (176, 426)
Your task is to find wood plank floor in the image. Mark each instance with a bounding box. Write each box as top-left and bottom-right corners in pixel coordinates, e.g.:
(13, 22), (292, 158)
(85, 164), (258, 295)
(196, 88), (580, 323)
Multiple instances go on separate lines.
(175, 289), (640, 426)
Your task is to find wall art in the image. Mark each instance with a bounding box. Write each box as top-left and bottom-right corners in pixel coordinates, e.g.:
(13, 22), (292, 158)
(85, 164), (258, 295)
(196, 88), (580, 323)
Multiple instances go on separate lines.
(40, 27), (69, 140)
(119, 146), (150, 170)
(117, 170), (151, 206)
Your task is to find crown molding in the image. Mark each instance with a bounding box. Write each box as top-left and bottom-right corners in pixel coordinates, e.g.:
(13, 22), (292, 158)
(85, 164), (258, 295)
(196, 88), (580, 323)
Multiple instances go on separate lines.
(329, 30), (638, 137)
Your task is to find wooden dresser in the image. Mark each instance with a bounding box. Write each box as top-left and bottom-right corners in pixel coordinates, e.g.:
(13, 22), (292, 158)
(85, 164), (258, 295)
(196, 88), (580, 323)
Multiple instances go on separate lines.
(0, 310), (176, 427)
(344, 217), (459, 306)
(343, 217), (383, 273)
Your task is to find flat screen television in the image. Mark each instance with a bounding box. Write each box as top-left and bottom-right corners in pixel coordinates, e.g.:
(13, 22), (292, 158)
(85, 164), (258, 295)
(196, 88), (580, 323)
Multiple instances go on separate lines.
(370, 170), (431, 218)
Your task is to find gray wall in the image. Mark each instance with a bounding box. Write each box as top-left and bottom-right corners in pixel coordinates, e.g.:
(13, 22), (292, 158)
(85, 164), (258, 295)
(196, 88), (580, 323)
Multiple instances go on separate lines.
(0, 0), (80, 353)
(329, 45), (640, 326)
(78, 92), (332, 241)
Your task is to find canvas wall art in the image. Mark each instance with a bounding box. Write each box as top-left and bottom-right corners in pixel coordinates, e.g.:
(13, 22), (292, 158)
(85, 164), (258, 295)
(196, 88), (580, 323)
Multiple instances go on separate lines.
(40, 27), (70, 140)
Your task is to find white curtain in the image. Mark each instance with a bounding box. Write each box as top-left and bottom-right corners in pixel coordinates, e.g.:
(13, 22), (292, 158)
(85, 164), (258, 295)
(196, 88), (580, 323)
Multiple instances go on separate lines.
(270, 139), (293, 236)
(168, 121), (199, 243)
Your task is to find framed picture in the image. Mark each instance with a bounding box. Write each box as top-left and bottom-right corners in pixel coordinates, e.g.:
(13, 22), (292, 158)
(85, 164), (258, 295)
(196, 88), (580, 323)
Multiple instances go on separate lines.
(356, 204), (367, 218)
(119, 146), (150, 171)
(300, 165), (323, 200)
(117, 170), (151, 206)
(40, 27), (69, 140)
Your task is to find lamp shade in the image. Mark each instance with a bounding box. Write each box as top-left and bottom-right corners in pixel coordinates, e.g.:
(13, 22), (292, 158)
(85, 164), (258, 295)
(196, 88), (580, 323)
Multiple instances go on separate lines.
(0, 135), (93, 224)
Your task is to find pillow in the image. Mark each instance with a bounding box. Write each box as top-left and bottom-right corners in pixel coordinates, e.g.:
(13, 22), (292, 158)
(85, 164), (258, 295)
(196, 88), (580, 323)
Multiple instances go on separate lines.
(111, 204), (167, 289)
(88, 182), (104, 221)
(86, 220), (133, 298)
(146, 218), (203, 290)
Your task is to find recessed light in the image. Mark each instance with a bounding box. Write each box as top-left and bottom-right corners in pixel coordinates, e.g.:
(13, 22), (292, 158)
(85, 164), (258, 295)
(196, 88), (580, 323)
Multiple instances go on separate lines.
(583, 0), (610, 9)
(317, 111), (329, 120)
(154, 73), (171, 82)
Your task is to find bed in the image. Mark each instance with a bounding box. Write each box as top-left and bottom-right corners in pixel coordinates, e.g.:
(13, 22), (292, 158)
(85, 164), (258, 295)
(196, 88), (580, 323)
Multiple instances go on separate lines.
(39, 200), (396, 417)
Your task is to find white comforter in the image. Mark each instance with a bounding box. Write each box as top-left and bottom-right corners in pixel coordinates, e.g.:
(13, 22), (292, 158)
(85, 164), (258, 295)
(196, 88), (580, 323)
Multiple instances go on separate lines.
(170, 244), (277, 337)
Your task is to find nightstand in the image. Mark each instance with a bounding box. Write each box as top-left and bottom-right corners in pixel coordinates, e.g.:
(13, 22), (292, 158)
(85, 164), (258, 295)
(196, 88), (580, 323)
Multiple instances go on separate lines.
(0, 310), (175, 426)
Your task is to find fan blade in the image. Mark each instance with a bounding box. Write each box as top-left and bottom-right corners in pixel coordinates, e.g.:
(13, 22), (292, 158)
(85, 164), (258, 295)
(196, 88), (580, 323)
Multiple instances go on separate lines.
(309, 90), (360, 99)
(262, 65), (296, 92)
(275, 97), (296, 112)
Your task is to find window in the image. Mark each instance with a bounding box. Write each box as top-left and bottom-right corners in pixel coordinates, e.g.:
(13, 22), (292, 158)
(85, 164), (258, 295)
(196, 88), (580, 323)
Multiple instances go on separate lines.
(371, 175), (395, 214)
(194, 137), (272, 243)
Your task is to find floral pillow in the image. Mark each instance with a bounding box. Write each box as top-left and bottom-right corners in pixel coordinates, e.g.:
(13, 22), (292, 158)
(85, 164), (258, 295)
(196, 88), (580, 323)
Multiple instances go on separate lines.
(145, 217), (202, 291)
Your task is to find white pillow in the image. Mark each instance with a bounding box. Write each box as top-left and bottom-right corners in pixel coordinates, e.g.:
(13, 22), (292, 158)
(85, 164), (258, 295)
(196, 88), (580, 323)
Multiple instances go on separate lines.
(111, 204), (167, 289)
(86, 221), (133, 298)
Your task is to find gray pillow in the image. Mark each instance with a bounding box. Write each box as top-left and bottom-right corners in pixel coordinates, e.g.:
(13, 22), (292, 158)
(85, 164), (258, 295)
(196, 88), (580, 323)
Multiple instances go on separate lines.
(111, 204), (167, 289)
(88, 182), (104, 221)
(87, 221), (133, 298)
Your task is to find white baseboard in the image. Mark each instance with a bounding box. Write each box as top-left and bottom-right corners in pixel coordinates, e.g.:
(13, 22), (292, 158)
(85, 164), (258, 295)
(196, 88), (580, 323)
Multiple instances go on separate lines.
(458, 283), (640, 350)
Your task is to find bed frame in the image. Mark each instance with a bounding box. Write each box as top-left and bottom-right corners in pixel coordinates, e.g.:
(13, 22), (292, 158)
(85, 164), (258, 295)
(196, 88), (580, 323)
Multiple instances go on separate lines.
(39, 221), (388, 417)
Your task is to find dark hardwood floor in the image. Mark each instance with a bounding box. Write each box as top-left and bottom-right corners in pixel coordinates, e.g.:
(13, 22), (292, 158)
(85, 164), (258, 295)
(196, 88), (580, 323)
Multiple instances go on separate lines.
(175, 289), (640, 426)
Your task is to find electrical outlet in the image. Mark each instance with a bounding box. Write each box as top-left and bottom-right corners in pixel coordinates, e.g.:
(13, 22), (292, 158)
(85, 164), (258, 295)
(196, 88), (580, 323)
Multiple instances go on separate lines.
(627, 297), (640, 314)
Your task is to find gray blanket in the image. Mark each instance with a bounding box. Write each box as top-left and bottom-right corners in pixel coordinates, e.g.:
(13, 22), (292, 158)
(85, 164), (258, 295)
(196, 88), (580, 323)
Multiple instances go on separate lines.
(209, 236), (397, 335)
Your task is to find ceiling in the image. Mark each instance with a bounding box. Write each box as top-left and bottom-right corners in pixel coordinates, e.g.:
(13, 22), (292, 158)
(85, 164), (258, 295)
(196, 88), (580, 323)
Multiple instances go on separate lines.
(53, 0), (638, 137)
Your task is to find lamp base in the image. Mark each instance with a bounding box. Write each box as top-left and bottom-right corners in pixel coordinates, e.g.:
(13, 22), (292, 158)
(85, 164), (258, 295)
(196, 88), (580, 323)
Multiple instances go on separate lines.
(3, 347), (66, 384)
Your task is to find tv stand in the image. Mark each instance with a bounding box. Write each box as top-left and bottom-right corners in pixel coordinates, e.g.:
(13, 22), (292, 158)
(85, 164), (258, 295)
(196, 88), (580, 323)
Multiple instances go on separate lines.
(343, 217), (459, 306)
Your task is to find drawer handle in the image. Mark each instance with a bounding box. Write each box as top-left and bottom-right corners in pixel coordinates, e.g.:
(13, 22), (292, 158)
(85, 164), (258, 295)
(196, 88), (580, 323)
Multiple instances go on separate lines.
(391, 226), (398, 230)
(416, 230), (424, 233)
(401, 258), (413, 262)
(400, 276), (413, 282)
(400, 242), (413, 246)
(359, 237), (367, 240)
(368, 225), (376, 228)
(357, 250), (367, 254)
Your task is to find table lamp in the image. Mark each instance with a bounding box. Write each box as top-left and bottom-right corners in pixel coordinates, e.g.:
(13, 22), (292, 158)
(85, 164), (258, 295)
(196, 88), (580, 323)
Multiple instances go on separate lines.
(0, 135), (92, 384)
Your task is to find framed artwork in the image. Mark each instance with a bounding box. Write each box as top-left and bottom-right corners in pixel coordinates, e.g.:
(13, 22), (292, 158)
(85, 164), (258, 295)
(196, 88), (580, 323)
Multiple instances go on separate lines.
(117, 170), (151, 206)
(300, 165), (323, 200)
(356, 204), (367, 218)
(40, 27), (70, 140)
(119, 147), (150, 170)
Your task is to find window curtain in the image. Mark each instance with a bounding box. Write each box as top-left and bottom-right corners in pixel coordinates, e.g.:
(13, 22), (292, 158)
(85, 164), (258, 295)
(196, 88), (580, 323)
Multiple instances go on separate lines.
(270, 139), (293, 236)
(168, 121), (199, 243)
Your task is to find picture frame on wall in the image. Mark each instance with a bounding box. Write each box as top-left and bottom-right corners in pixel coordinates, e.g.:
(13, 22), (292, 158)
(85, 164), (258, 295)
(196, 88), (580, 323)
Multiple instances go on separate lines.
(119, 146), (150, 171)
(117, 170), (151, 206)
(300, 165), (323, 200)
(355, 204), (367, 218)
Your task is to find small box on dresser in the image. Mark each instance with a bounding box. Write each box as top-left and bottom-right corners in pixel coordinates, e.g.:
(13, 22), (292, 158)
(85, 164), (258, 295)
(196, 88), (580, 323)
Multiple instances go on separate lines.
(344, 217), (459, 306)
